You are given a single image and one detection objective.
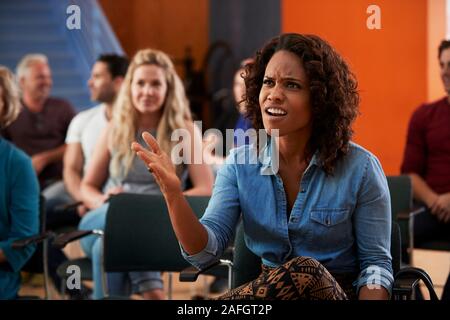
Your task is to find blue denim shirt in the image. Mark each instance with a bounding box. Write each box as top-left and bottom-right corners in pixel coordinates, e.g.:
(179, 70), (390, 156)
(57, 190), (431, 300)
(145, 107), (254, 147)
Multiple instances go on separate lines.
(182, 140), (393, 295)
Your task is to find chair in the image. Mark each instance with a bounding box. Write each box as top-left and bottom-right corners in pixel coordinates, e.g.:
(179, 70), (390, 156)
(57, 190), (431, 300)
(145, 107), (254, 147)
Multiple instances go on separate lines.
(12, 195), (53, 299)
(386, 175), (450, 264)
(53, 193), (210, 299)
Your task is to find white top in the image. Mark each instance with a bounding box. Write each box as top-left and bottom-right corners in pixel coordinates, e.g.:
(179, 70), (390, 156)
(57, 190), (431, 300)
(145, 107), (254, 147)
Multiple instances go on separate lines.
(65, 104), (108, 174)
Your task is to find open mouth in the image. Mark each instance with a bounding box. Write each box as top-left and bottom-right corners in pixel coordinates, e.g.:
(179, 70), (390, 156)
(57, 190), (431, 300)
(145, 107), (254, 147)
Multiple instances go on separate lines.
(265, 106), (287, 117)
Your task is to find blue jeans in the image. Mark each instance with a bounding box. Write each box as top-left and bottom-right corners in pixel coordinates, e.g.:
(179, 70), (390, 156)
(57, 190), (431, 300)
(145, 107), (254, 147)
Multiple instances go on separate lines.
(79, 203), (163, 299)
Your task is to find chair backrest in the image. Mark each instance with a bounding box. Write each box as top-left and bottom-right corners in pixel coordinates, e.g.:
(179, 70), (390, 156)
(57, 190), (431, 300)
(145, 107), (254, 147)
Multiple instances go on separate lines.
(391, 221), (401, 276)
(386, 175), (413, 248)
(231, 222), (402, 289)
(231, 223), (261, 288)
(386, 175), (413, 221)
(103, 193), (210, 273)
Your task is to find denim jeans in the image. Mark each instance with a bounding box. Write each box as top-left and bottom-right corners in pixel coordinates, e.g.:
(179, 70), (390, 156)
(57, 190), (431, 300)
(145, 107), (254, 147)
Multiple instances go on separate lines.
(43, 180), (80, 230)
(79, 203), (163, 299)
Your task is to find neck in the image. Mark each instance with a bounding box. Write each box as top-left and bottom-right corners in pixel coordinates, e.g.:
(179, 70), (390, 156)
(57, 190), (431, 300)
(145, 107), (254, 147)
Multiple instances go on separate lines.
(104, 102), (113, 121)
(22, 93), (45, 112)
(277, 130), (311, 166)
(138, 111), (162, 131)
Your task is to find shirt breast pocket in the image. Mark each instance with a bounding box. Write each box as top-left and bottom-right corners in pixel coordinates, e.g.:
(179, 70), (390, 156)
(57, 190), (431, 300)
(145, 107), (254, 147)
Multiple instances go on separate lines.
(309, 208), (352, 249)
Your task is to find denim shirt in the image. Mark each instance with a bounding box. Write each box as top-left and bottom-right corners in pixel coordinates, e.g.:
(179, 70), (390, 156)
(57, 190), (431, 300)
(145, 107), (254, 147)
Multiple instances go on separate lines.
(182, 140), (394, 295)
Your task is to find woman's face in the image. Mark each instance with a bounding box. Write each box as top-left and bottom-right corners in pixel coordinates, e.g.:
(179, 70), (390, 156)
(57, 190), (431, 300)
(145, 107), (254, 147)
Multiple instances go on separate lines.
(131, 64), (168, 115)
(259, 50), (312, 137)
(233, 68), (246, 113)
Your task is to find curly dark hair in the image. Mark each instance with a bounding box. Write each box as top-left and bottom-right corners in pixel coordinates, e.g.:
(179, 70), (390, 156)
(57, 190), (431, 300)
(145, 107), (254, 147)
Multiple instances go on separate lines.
(244, 33), (360, 175)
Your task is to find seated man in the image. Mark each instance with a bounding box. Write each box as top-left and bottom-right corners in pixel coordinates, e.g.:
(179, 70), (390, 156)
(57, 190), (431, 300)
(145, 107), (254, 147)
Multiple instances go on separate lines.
(401, 39), (450, 300)
(46, 54), (129, 230)
(44, 54), (129, 299)
(1, 54), (75, 190)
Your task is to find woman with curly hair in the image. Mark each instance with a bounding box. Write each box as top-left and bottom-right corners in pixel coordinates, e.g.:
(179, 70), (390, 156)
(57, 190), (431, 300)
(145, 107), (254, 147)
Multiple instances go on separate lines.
(78, 49), (214, 299)
(132, 34), (393, 300)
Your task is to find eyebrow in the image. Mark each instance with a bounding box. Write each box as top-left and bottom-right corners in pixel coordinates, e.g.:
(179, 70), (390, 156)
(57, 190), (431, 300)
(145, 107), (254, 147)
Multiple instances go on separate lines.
(264, 75), (305, 84)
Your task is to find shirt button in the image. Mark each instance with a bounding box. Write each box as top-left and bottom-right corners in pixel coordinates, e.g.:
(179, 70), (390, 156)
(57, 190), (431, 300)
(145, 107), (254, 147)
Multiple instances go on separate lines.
(290, 217), (298, 223)
(300, 188), (306, 193)
(326, 218), (331, 225)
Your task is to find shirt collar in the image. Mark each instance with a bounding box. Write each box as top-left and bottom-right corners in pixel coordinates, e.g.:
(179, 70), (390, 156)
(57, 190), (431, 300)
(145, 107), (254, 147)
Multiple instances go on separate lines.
(258, 137), (320, 175)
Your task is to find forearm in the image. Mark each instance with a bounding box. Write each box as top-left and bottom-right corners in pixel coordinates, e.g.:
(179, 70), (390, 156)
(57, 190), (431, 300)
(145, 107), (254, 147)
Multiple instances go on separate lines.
(63, 168), (83, 201)
(165, 191), (208, 255)
(38, 145), (66, 165)
(358, 286), (389, 300)
(409, 173), (438, 207)
(81, 183), (106, 209)
(183, 186), (212, 196)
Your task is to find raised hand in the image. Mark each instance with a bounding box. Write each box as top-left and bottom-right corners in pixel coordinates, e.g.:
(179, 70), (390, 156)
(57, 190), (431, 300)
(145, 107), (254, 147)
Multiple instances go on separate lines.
(131, 131), (182, 198)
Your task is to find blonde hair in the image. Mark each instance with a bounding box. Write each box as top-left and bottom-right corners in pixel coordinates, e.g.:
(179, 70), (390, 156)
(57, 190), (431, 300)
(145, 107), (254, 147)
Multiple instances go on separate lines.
(16, 53), (48, 80)
(0, 66), (21, 128)
(110, 48), (192, 178)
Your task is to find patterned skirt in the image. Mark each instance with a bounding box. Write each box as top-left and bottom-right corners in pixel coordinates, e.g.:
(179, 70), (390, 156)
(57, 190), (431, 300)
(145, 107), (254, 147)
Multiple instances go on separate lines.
(218, 256), (357, 300)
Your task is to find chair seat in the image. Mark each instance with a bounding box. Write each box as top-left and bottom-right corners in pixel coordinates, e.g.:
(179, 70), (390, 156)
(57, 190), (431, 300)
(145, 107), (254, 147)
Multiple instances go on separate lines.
(54, 225), (78, 235)
(56, 257), (92, 281)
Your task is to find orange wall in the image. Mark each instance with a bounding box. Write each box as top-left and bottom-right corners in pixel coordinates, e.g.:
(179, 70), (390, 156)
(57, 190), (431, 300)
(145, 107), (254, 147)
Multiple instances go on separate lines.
(428, 0), (446, 101)
(99, 0), (208, 78)
(282, 0), (428, 174)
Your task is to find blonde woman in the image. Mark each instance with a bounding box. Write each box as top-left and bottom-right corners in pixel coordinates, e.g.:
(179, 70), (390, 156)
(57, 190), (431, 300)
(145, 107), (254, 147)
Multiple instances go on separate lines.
(78, 49), (214, 299)
(0, 66), (39, 299)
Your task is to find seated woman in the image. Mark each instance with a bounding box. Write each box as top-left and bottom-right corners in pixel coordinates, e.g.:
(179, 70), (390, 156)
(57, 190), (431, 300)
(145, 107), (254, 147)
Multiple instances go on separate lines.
(78, 49), (214, 299)
(132, 33), (393, 300)
(0, 66), (39, 299)
(203, 58), (255, 173)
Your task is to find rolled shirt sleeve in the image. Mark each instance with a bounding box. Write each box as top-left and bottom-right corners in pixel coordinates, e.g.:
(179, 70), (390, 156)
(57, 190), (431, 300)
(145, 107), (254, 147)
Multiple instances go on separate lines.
(355, 265), (394, 297)
(353, 154), (394, 296)
(180, 225), (220, 270)
(180, 149), (241, 269)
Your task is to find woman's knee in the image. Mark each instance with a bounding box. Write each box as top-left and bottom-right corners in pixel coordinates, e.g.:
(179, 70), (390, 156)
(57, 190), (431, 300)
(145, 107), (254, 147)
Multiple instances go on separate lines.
(79, 203), (109, 230)
(78, 204), (109, 255)
(286, 256), (323, 269)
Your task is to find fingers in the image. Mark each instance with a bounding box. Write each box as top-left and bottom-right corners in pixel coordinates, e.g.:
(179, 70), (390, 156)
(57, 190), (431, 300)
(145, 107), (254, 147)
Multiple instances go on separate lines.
(437, 208), (450, 223)
(146, 162), (168, 191)
(430, 201), (440, 216)
(131, 141), (145, 153)
(136, 150), (159, 167)
(142, 131), (162, 155)
(106, 186), (123, 196)
(443, 210), (450, 223)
